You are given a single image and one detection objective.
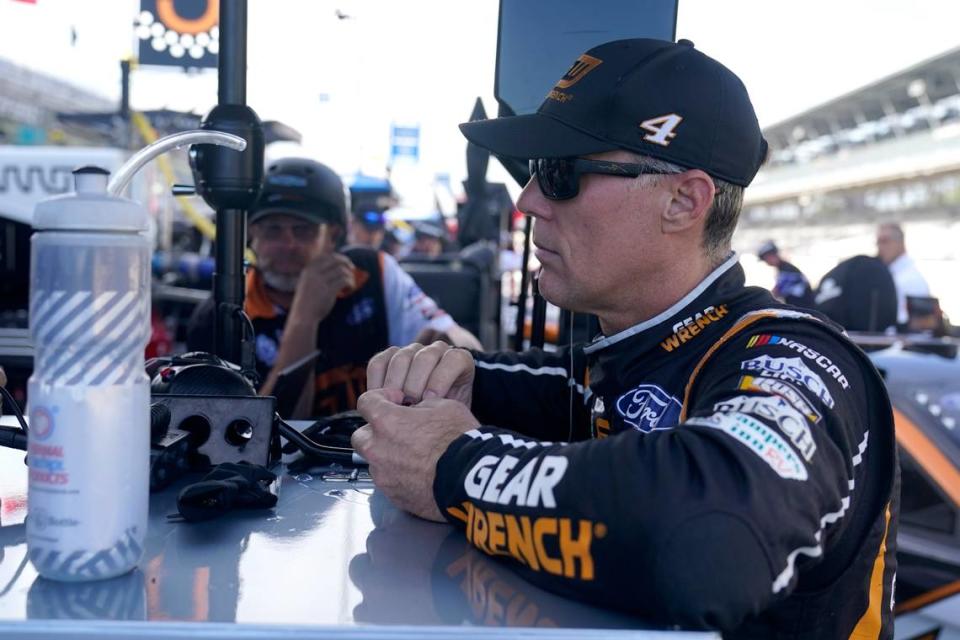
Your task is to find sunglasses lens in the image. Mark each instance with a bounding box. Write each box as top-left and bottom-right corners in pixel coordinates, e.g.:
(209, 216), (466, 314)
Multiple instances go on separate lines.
(530, 158), (577, 200)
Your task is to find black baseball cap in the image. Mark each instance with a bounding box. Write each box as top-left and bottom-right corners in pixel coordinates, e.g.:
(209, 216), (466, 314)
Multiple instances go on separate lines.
(460, 38), (768, 187)
(249, 157), (348, 228)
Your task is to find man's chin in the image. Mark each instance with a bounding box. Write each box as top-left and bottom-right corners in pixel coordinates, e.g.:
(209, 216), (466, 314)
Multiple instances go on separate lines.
(536, 270), (568, 307)
(538, 271), (594, 315)
(262, 270), (300, 293)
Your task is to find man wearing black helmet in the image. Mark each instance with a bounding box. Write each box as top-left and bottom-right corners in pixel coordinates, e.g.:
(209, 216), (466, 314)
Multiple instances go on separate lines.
(349, 39), (898, 638)
(186, 158), (480, 417)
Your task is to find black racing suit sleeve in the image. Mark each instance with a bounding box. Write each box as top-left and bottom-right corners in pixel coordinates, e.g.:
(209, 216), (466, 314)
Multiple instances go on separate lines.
(470, 347), (591, 442)
(435, 322), (878, 630)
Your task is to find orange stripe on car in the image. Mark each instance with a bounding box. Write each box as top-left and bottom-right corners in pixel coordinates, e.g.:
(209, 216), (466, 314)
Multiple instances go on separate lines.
(896, 578), (960, 614)
(894, 407), (960, 509)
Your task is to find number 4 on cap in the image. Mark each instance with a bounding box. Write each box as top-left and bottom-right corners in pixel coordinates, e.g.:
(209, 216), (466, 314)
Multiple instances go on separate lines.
(639, 114), (683, 146)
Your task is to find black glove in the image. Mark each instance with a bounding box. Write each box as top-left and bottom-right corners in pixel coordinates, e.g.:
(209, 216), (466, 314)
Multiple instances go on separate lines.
(176, 462), (278, 522)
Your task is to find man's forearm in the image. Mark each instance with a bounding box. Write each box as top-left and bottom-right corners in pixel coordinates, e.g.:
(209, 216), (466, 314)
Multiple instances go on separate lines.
(432, 423), (845, 629)
(471, 347), (591, 441)
(260, 315), (319, 415)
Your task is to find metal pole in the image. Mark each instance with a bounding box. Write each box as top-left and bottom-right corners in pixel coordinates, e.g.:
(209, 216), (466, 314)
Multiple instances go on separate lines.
(530, 277), (547, 350)
(218, 0), (246, 105)
(513, 215), (533, 351)
(119, 59), (131, 149)
(213, 0), (248, 364)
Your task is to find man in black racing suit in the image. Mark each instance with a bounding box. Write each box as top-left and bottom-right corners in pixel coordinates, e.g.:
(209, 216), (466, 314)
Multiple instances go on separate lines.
(350, 39), (898, 638)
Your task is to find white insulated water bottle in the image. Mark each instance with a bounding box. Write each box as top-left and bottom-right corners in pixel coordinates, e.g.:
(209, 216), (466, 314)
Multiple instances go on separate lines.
(27, 166), (151, 581)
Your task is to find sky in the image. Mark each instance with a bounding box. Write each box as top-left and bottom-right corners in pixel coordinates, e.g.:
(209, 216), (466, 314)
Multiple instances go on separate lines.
(2, 0), (960, 207)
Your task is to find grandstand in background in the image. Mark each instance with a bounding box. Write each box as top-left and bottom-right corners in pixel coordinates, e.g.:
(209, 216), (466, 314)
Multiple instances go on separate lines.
(0, 56), (115, 146)
(736, 45), (960, 321)
(744, 45), (960, 225)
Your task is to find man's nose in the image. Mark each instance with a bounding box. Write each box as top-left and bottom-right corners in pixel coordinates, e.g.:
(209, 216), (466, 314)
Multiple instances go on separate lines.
(276, 226), (301, 246)
(516, 177), (551, 221)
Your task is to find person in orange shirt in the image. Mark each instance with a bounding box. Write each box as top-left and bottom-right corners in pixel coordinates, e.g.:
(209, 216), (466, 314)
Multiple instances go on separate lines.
(186, 158), (479, 417)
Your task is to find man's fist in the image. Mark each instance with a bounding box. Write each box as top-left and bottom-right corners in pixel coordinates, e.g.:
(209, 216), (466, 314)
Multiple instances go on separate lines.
(365, 342), (475, 406)
(290, 252), (356, 323)
(352, 387), (479, 521)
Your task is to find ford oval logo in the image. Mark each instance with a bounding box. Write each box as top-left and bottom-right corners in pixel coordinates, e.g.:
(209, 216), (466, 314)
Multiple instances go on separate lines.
(615, 384), (682, 433)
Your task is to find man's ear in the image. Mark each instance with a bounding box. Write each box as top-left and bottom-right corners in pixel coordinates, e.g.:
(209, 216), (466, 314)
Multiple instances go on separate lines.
(661, 170), (716, 235)
(326, 223), (344, 250)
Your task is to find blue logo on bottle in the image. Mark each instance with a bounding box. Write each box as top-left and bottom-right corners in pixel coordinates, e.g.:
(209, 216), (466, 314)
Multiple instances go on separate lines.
(30, 406), (55, 441)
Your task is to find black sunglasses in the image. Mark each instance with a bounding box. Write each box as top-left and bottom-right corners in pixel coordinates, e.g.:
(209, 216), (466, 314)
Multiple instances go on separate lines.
(528, 157), (673, 201)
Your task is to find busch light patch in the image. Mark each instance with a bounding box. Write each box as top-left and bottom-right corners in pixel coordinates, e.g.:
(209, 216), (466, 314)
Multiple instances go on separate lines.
(740, 355), (835, 408)
(616, 384), (682, 433)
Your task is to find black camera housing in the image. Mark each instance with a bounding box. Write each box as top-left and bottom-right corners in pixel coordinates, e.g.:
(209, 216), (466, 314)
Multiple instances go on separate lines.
(189, 103), (265, 211)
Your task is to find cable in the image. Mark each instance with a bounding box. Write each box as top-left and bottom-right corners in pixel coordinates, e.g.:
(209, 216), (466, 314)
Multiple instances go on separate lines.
(276, 417), (366, 466)
(234, 307), (261, 388)
(568, 309), (575, 443)
(0, 553), (28, 598)
(0, 427), (27, 452)
(0, 386), (28, 435)
(237, 308), (256, 341)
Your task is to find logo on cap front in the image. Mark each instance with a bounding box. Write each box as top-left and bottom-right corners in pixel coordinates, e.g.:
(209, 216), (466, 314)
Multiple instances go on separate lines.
(554, 54), (602, 89)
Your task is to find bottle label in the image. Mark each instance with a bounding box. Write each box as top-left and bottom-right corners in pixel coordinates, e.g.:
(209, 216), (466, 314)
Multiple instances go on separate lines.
(27, 381), (150, 580)
(28, 526), (144, 581)
(27, 406), (69, 486)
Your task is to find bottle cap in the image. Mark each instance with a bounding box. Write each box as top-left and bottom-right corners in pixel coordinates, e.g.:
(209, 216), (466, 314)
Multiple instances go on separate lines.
(33, 166), (150, 233)
(73, 166), (110, 194)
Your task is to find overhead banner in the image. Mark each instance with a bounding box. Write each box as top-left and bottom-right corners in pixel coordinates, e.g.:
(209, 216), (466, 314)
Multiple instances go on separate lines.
(390, 124), (420, 163)
(135, 0), (219, 68)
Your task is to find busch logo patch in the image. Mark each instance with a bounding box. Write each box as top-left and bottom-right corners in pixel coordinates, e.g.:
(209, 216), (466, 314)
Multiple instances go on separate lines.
(740, 355), (835, 408)
(714, 395), (817, 461)
(616, 384), (682, 433)
(738, 375), (822, 423)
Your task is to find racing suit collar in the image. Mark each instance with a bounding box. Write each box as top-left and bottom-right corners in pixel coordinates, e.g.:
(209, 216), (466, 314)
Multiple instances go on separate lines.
(583, 252), (742, 355)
